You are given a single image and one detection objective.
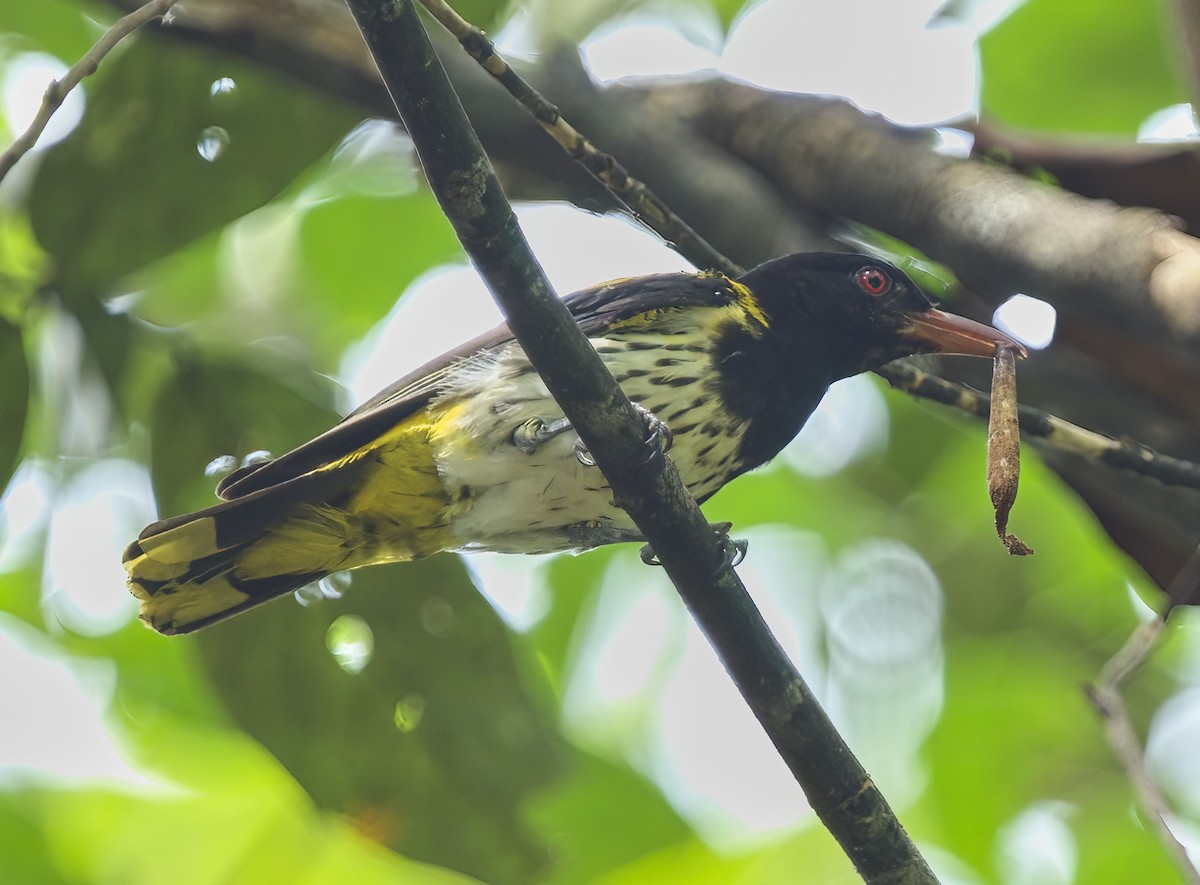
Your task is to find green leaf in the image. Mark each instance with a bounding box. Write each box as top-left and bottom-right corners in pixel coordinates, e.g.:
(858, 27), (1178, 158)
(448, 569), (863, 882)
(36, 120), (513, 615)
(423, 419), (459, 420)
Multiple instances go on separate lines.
(295, 189), (462, 360)
(0, 211), (48, 321)
(980, 0), (1185, 135)
(194, 557), (565, 885)
(450, 0), (517, 32)
(532, 548), (618, 686)
(707, 0), (757, 33)
(20, 720), (478, 885)
(526, 748), (691, 884)
(920, 639), (1175, 882)
(0, 317), (28, 496)
(121, 134), (461, 366)
(148, 356), (338, 518)
(0, 565), (45, 631)
(120, 230), (225, 332)
(0, 0), (98, 69)
(0, 794), (68, 885)
(29, 35), (357, 300)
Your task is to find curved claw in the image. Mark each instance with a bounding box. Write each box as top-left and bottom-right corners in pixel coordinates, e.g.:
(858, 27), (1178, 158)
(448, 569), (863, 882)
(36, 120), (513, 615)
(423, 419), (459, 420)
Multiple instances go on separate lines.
(514, 416), (575, 455)
(638, 524), (748, 569)
(512, 418), (545, 455)
(633, 404), (673, 466)
(708, 521), (748, 567)
(574, 439), (597, 467)
(574, 405), (672, 469)
(723, 536), (749, 568)
(639, 543), (662, 566)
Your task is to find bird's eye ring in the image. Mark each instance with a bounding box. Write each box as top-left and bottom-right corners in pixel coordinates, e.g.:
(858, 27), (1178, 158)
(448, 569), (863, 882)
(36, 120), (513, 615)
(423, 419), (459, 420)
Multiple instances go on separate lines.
(855, 266), (891, 296)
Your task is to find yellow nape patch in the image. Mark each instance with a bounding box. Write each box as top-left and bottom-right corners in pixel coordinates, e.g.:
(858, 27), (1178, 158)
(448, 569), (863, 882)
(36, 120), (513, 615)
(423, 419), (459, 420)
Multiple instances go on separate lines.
(727, 279), (770, 332)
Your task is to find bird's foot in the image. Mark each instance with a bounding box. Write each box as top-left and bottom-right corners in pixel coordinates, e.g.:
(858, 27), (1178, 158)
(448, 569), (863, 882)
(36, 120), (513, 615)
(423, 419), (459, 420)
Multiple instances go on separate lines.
(636, 403), (673, 466)
(712, 521), (750, 568)
(574, 438), (596, 467)
(517, 405), (671, 468)
(573, 403), (673, 468)
(512, 416), (600, 466)
(639, 521), (748, 567)
(512, 416), (574, 455)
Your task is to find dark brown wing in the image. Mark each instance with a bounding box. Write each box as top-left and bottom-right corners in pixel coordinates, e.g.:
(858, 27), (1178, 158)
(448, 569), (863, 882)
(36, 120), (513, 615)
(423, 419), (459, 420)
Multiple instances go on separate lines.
(217, 271), (733, 500)
(214, 323), (511, 500)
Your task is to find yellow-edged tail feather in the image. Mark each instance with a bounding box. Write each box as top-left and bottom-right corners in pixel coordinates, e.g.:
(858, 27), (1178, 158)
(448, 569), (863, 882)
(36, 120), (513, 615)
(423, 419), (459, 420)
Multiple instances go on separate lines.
(123, 468), (361, 634)
(125, 410), (455, 634)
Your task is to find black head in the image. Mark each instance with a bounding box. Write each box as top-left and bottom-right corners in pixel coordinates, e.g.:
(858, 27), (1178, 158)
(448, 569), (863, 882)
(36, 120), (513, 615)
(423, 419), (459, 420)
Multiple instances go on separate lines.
(737, 252), (1023, 381)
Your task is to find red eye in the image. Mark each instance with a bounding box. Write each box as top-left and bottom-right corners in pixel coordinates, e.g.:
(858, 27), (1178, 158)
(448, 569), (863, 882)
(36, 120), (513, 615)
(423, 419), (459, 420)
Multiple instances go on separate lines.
(855, 266), (891, 296)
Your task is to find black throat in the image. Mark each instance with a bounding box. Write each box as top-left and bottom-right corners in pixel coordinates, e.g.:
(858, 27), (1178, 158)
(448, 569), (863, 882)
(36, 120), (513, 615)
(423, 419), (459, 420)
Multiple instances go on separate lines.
(711, 317), (840, 472)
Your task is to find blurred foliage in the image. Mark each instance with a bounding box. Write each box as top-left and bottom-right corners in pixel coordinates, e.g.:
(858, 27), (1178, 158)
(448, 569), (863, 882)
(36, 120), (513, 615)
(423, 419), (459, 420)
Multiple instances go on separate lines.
(704, 0), (758, 32)
(0, 0), (1196, 884)
(979, 0), (1184, 135)
(0, 318), (28, 494)
(29, 37), (357, 299)
(149, 357), (339, 517)
(196, 558), (567, 884)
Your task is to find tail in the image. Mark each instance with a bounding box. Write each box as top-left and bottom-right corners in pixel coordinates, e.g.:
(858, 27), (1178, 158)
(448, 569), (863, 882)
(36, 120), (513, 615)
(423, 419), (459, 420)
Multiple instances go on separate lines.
(125, 469), (365, 635)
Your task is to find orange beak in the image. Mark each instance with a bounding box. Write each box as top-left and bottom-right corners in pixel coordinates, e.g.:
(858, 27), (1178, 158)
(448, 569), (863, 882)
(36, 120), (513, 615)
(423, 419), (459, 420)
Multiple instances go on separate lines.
(899, 309), (1027, 359)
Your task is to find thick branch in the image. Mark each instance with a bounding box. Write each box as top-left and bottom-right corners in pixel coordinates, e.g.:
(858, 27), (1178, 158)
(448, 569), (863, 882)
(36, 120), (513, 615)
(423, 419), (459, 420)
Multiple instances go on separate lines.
(971, 120), (1200, 237)
(341, 1), (935, 879)
(661, 81), (1200, 345)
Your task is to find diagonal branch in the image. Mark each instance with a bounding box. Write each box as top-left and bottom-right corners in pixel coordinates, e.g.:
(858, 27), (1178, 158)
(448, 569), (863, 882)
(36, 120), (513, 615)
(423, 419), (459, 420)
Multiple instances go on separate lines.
(341, 1), (937, 880)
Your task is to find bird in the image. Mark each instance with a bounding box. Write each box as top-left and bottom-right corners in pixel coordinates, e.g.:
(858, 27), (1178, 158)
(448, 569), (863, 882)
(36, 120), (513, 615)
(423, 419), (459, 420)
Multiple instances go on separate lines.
(125, 252), (1022, 634)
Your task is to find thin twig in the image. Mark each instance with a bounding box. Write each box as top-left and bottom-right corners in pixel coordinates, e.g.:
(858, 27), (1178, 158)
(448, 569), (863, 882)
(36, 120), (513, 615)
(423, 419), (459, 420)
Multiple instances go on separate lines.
(877, 361), (1200, 492)
(415, 0), (741, 277)
(343, 1), (938, 881)
(0, 0), (177, 184)
(1085, 615), (1200, 884)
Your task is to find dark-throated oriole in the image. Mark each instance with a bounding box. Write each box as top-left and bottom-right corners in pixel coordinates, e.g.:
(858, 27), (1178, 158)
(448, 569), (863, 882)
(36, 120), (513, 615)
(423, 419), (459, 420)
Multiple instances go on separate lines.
(125, 252), (1021, 634)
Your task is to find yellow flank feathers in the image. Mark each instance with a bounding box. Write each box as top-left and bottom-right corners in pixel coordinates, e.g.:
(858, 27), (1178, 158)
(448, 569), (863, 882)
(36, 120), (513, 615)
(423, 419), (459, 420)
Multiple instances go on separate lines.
(344, 405), (457, 560)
